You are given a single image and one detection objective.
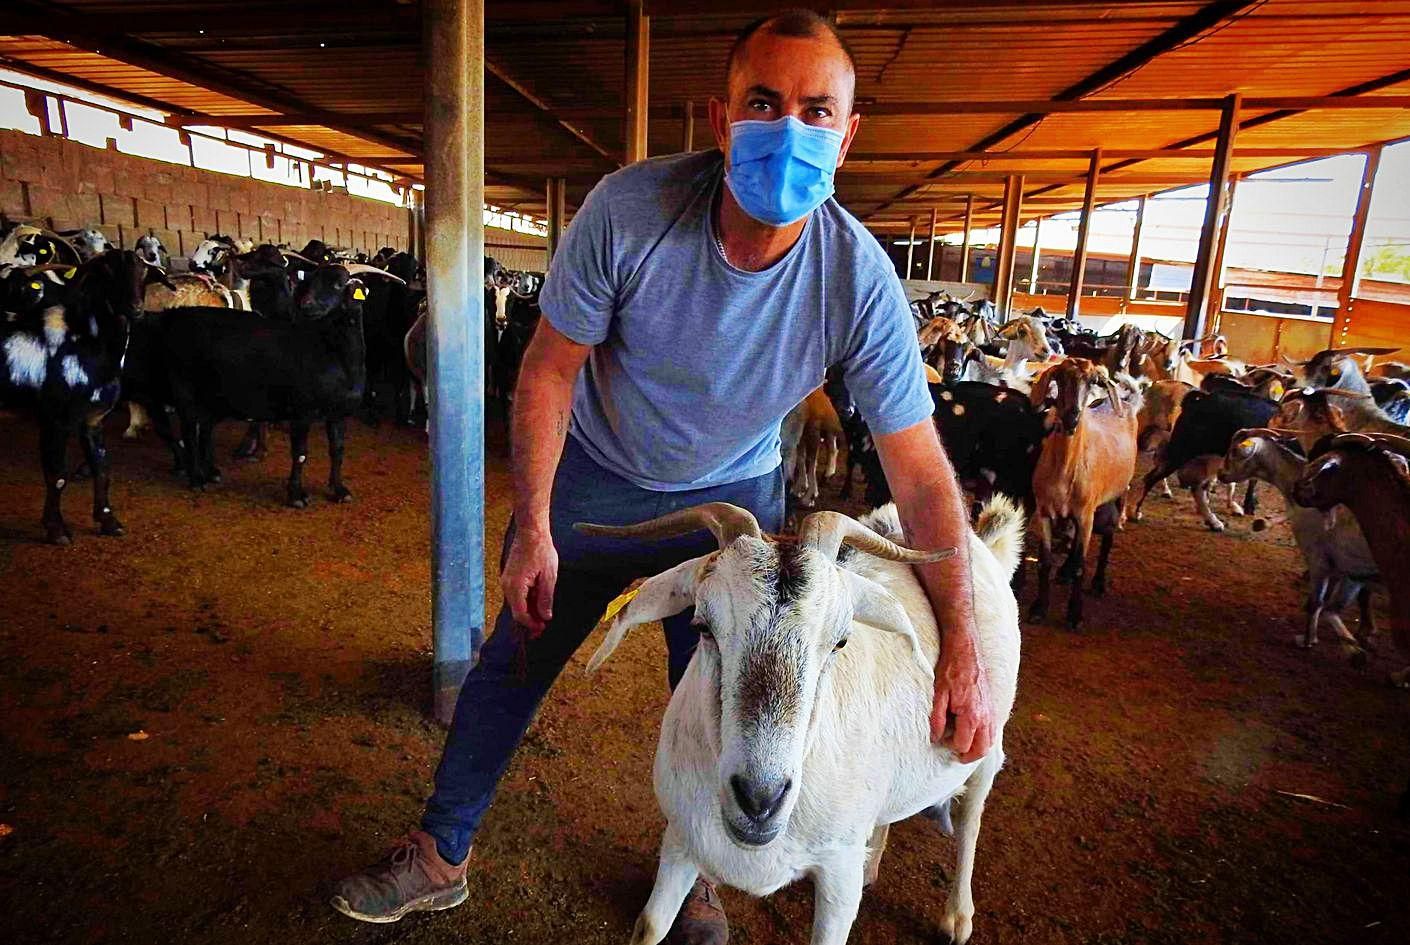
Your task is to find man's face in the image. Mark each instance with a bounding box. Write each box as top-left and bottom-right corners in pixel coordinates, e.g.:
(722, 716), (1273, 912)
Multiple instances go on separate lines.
(710, 30), (861, 170)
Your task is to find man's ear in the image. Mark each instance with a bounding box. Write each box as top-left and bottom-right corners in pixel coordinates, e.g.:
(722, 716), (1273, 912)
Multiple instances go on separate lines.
(836, 110), (861, 168)
(585, 554), (712, 674)
(708, 97), (731, 157)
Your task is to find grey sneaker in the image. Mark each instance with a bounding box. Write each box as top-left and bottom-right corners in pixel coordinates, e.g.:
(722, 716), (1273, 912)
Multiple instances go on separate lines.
(330, 830), (468, 923)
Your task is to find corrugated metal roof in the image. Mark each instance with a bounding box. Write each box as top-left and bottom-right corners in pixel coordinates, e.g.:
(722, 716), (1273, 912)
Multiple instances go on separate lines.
(0, 0), (1406, 227)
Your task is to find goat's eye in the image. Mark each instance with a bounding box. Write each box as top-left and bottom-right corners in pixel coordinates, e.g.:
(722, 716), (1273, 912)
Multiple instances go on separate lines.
(693, 620), (714, 641)
(834, 638), (848, 652)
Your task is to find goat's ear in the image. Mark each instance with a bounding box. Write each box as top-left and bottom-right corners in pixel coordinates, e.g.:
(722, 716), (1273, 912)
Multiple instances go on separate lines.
(923, 363), (943, 384)
(839, 570), (932, 676)
(585, 554), (711, 674)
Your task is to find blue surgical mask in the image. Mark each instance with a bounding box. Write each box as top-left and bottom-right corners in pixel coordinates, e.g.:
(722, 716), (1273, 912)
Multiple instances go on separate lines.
(724, 116), (845, 228)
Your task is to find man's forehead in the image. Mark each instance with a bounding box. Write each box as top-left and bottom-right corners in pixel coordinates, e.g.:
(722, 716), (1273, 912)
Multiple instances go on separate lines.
(728, 30), (855, 95)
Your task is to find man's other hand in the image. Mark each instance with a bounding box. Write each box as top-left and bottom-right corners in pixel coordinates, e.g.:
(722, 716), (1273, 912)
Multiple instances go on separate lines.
(502, 524), (558, 636)
(930, 627), (994, 762)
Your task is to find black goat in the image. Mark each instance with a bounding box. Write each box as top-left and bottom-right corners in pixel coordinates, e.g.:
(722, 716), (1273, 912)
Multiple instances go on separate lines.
(362, 251), (422, 425)
(1129, 388), (1279, 529)
(492, 271), (543, 420)
(2, 250), (172, 543)
(126, 264), (394, 507)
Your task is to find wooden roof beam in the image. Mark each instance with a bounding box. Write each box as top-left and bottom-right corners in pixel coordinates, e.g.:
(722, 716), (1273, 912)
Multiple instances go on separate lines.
(486, 58), (618, 164)
(1016, 66), (1410, 208)
(854, 96), (1410, 116)
(864, 0), (1263, 219)
(8, 1), (423, 158)
(845, 147), (1361, 162)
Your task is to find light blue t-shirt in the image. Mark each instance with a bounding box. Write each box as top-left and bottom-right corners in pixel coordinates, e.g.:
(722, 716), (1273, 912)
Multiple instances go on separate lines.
(540, 149), (932, 492)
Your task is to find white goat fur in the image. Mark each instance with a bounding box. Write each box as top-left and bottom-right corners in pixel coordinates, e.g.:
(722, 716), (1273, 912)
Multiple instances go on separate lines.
(593, 500), (1024, 945)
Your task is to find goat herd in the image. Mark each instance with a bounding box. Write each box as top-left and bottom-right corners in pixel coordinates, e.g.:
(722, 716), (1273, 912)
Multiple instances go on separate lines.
(776, 291), (1410, 806)
(0, 220), (545, 542)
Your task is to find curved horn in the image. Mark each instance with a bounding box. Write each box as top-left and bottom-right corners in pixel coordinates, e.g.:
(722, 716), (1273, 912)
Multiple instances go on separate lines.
(279, 249), (315, 264)
(343, 262), (406, 284)
(575, 502), (762, 550)
(1327, 346), (1399, 357)
(798, 510), (956, 565)
(1319, 388), (1375, 401)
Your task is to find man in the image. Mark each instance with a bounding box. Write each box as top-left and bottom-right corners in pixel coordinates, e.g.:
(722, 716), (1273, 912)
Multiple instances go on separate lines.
(332, 10), (993, 942)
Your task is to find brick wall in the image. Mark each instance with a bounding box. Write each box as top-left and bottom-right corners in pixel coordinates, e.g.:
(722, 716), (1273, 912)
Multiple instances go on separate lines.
(1, 129), (410, 266)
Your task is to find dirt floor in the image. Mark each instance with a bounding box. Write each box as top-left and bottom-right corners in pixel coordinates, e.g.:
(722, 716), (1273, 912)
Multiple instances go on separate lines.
(1, 407), (1408, 945)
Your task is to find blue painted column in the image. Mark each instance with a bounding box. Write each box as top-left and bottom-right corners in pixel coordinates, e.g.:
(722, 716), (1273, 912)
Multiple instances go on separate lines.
(424, 0), (484, 725)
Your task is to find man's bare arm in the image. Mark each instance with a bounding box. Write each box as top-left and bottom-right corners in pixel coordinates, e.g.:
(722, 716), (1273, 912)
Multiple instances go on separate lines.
(503, 321), (592, 632)
(873, 418), (994, 762)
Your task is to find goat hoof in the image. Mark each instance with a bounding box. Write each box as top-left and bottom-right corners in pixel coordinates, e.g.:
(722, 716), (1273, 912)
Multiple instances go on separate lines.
(1026, 604), (1047, 624)
(939, 909), (974, 945)
(98, 515), (125, 537)
(287, 491), (311, 509)
(1090, 580), (1107, 597)
(1206, 522), (1225, 533)
(206, 470), (223, 484)
(1294, 635), (1315, 649)
(44, 524), (73, 546)
(329, 486), (353, 504)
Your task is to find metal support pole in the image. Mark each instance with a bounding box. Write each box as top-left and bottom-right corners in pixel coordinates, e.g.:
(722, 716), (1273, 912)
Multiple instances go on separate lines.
(1185, 93), (1241, 340)
(545, 176), (566, 267)
(1028, 217), (1043, 294)
(925, 207), (938, 281)
(1126, 194), (1147, 299)
(624, 1), (650, 163)
(960, 194), (974, 283)
(681, 100), (695, 153)
(905, 218), (916, 278)
(1206, 174), (1239, 334)
(993, 176), (1024, 317)
(1332, 146), (1382, 347)
(425, 0), (485, 726)
(1066, 148), (1102, 319)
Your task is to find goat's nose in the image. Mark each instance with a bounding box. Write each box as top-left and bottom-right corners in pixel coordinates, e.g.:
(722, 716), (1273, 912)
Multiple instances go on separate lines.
(730, 774), (791, 823)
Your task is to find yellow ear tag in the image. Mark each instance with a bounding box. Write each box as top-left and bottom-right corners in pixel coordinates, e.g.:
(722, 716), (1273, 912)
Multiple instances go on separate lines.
(600, 586), (641, 625)
(1329, 367), (1340, 378)
(1269, 382), (1284, 399)
(352, 287), (367, 300)
(64, 267), (76, 279)
(923, 363), (943, 384)
(29, 281), (42, 290)
(1238, 438), (1255, 450)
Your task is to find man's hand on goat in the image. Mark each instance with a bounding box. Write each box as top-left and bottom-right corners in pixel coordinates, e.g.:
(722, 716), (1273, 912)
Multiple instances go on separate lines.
(930, 626), (994, 762)
(502, 523), (558, 637)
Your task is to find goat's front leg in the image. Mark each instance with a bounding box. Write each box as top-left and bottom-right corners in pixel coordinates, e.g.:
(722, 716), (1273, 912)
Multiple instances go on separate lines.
(1027, 517), (1053, 623)
(1159, 474), (1174, 499)
(39, 420), (73, 545)
(630, 827), (698, 945)
(1090, 500), (1119, 596)
(1302, 574), (1329, 648)
(79, 422), (123, 537)
(198, 418), (221, 484)
(1357, 586), (1379, 650)
(326, 418), (352, 503)
(1241, 479), (1258, 516)
(942, 749), (1003, 945)
(233, 421), (267, 460)
(809, 856), (865, 945)
(1128, 464), (1169, 522)
(1065, 515), (1093, 630)
(286, 421), (312, 509)
(1193, 481), (1225, 532)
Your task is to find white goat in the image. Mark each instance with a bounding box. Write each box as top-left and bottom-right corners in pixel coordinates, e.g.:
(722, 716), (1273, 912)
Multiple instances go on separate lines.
(963, 314), (1054, 390)
(580, 498), (1024, 945)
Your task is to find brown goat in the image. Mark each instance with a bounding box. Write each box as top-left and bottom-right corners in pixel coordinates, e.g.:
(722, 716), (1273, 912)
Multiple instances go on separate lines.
(1028, 359), (1141, 628)
(142, 273), (235, 311)
(782, 386), (845, 508)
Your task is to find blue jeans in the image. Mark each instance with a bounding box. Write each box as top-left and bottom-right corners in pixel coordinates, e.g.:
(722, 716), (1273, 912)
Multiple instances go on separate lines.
(421, 436), (784, 864)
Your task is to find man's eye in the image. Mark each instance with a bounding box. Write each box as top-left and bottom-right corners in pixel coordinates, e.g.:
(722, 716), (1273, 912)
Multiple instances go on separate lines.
(808, 107), (832, 120)
(748, 100), (772, 112)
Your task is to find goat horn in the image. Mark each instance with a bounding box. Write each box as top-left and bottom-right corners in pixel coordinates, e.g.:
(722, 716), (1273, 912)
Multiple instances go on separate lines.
(575, 502), (761, 550)
(279, 249), (315, 264)
(342, 262), (406, 284)
(1326, 346), (1399, 356)
(799, 510), (955, 565)
(1319, 388), (1375, 400)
